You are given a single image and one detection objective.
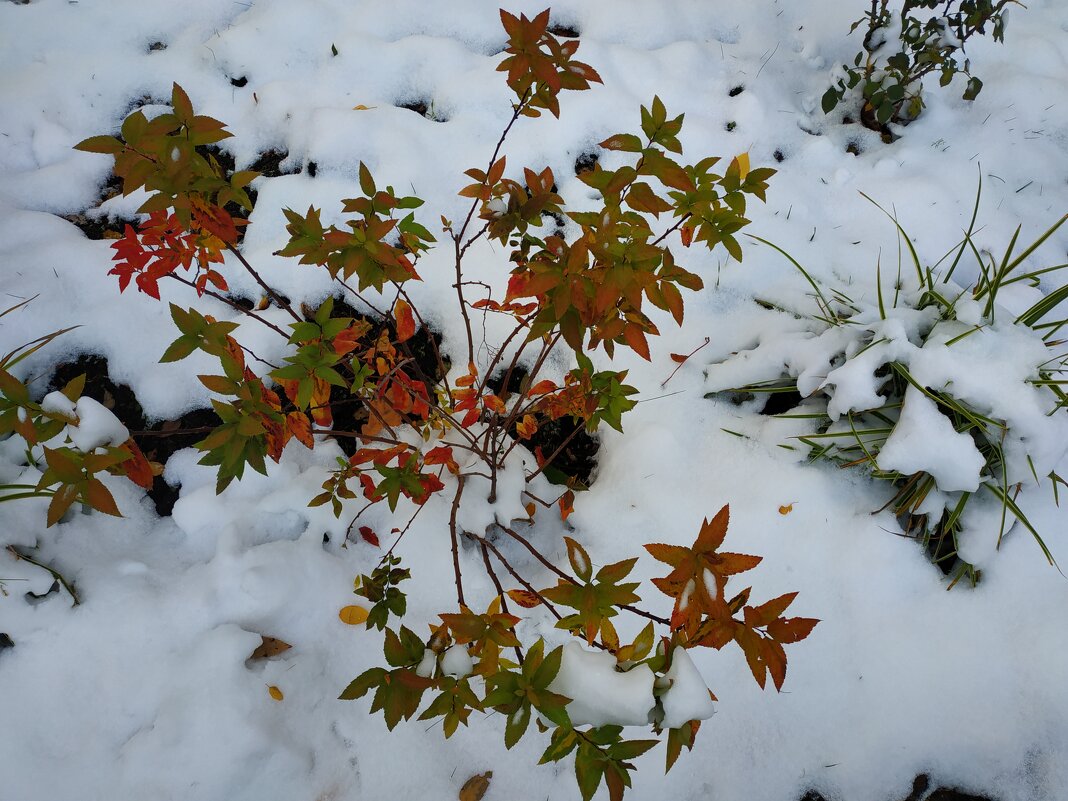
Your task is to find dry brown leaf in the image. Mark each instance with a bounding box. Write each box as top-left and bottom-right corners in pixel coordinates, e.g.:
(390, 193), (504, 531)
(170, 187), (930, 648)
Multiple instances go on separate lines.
(458, 771), (492, 801)
(339, 605), (369, 626)
(778, 504), (794, 515)
(251, 636), (292, 660)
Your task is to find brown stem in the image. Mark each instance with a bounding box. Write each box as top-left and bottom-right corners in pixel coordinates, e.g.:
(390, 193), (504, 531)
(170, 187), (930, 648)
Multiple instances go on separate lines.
(650, 213), (691, 248)
(335, 277), (387, 317)
(225, 244), (302, 323)
(465, 532), (562, 621)
(449, 478), (467, 608)
(453, 92), (532, 366)
(166, 274), (289, 338)
(521, 424), (582, 482)
(129, 426), (215, 437)
(478, 542), (525, 665)
(660, 336), (710, 389)
(498, 527), (671, 626)
(383, 499), (429, 559)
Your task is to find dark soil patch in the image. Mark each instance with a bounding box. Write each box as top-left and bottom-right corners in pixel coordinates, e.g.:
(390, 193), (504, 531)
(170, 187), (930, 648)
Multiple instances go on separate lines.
(728, 84), (745, 97)
(230, 75), (248, 88)
(62, 174), (130, 240)
(396, 98), (448, 122)
(318, 297), (448, 457)
(725, 120), (737, 132)
(547, 22), (579, 38)
(147, 40), (167, 52)
(46, 354), (220, 517)
(249, 148), (298, 178)
(759, 387), (802, 415)
(846, 140), (863, 157)
(306, 160), (318, 177)
(773, 148), (785, 163)
(574, 150), (599, 177)
(486, 365), (599, 488)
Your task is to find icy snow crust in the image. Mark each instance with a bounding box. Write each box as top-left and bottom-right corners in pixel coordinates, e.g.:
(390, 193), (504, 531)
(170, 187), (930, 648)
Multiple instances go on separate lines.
(2, 1), (1068, 800)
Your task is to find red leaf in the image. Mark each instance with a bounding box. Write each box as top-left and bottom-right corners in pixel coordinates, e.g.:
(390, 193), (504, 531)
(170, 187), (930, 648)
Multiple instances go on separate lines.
(119, 439), (154, 490)
(394, 298), (416, 343)
(358, 526), (380, 547)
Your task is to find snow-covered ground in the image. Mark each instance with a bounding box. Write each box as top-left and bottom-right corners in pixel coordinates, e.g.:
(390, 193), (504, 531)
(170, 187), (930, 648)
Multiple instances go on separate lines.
(2, 1), (1068, 799)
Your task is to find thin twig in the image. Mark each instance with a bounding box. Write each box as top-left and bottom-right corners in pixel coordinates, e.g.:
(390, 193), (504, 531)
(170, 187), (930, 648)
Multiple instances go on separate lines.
(225, 244), (301, 322)
(449, 478), (467, 608)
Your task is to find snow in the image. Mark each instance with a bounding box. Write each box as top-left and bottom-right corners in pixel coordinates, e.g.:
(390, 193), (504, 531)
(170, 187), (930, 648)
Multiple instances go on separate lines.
(660, 647), (716, 730)
(876, 385), (986, 492)
(548, 642), (655, 727)
(1, 0), (1068, 800)
(68, 396), (131, 452)
(440, 644), (474, 678)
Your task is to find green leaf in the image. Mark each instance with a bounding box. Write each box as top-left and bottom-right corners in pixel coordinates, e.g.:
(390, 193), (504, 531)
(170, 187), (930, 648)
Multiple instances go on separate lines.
(599, 133), (643, 153)
(504, 702), (531, 749)
(821, 87), (840, 114)
(339, 667), (387, 700)
(359, 162), (376, 196)
(564, 536), (592, 582)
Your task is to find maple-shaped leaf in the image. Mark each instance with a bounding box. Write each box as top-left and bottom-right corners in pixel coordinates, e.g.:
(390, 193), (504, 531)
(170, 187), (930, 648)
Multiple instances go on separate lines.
(542, 557), (641, 645)
(645, 505), (761, 635)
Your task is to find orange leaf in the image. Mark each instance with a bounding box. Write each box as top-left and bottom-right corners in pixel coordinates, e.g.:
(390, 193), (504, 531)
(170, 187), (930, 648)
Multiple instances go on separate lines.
(506, 589), (543, 609)
(86, 478), (121, 517)
(287, 411), (314, 448)
(339, 605), (369, 625)
(267, 685), (284, 701)
(558, 490), (575, 523)
(779, 503), (793, 515)
(623, 323), (650, 361)
(516, 414), (538, 440)
(394, 298), (416, 343)
(766, 617), (819, 644)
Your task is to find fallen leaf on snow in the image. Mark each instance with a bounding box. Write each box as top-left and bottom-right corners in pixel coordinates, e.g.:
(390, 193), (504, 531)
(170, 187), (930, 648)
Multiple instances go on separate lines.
(458, 771), (492, 801)
(250, 636), (292, 660)
(339, 605), (369, 625)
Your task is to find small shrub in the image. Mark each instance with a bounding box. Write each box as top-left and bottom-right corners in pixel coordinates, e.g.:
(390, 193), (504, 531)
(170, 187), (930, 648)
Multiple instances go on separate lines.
(0, 297), (155, 525)
(708, 192), (1068, 586)
(70, 8), (816, 798)
(822, 0), (1020, 133)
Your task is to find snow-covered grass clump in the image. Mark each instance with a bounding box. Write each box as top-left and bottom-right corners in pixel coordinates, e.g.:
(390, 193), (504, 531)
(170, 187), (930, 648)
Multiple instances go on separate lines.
(707, 211), (1068, 582)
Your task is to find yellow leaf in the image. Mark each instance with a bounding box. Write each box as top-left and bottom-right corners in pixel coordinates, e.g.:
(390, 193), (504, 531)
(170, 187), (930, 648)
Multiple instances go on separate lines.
(735, 152), (750, 181)
(352, 104), (377, 111)
(268, 685), (284, 701)
(339, 605), (369, 625)
(459, 771), (492, 801)
(778, 503), (793, 515)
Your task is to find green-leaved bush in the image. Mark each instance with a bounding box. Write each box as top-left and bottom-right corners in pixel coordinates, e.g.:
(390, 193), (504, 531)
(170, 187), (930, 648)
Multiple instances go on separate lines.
(823, 0), (1020, 133)
(63, 8), (818, 800)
